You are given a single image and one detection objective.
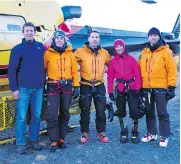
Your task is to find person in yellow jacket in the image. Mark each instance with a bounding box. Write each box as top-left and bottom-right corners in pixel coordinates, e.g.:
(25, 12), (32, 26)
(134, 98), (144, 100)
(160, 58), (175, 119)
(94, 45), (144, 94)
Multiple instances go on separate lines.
(44, 30), (79, 152)
(139, 27), (177, 147)
(75, 30), (111, 143)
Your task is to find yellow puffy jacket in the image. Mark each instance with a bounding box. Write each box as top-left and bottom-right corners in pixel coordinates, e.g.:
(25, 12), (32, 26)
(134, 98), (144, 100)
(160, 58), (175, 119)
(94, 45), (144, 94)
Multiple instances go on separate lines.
(74, 45), (111, 86)
(44, 46), (79, 87)
(139, 45), (177, 89)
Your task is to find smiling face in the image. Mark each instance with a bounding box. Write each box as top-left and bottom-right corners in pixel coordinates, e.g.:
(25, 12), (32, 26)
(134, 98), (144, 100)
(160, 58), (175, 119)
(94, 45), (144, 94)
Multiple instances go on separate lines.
(54, 36), (65, 47)
(115, 45), (124, 55)
(88, 32), (100, 48)
(148, 34), (160, 46)
(23, 26), (36, 41)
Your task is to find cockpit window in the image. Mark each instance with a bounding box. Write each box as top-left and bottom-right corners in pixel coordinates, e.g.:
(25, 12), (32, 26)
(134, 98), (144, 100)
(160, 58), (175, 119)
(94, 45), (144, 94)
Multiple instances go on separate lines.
(0, 15), (25, 32)
(0, 14), (25, 50)
(7, 24), (22, 31)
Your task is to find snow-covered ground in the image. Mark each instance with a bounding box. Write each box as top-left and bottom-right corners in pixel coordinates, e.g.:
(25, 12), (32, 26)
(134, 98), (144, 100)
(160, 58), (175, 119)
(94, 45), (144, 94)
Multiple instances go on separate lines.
(0, 51), (179, 164)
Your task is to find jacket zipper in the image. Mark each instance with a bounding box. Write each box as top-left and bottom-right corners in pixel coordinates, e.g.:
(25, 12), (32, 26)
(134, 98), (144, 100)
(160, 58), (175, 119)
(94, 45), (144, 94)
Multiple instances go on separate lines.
(98, 59), (99, 73)
(95, 57), (96, 80)
(57, 59), (60, 72)
(64, 57), (65, 72)
(60, 57), (62, 80)
(120, 58), (124, 76)
(146, 58), (148, 72)
(46, 61), (49, 71)
(148, 53), (153, 88)
(92, 59), (94, 73)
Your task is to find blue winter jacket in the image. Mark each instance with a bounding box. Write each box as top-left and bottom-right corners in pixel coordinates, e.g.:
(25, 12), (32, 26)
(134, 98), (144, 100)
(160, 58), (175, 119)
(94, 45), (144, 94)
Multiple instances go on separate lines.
(8, 39), (45, 92)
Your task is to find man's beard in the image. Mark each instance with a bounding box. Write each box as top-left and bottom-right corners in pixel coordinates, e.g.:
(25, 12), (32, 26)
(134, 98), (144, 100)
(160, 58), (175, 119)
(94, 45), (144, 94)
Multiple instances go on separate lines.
(150, 41), (157, 46)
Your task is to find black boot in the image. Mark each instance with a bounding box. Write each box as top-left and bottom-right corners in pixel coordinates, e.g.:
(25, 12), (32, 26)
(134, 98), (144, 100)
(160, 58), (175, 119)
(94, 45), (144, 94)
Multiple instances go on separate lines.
(120, 128), (128, 144)
(50, 142), (58, 152)
(59, 139), (67, 149)
(131, 119), (139, 144)
(114, 110), (122, 116)
(131, 130), (139, 144)
(16, 145), (28, 155)
(30, 140), (43, 151)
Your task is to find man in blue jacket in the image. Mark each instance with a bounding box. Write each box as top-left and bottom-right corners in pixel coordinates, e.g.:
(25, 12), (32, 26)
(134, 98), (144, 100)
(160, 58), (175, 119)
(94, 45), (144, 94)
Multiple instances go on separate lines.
(8, 22), (45, 154)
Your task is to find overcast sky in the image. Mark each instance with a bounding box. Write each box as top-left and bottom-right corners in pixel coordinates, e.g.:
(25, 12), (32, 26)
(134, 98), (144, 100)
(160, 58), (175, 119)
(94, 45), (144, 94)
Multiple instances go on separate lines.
(58, 0), (180, 33)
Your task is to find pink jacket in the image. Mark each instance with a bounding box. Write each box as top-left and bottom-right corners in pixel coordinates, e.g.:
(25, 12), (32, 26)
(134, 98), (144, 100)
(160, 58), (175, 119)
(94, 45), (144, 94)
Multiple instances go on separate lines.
(107, 54), (142, 93)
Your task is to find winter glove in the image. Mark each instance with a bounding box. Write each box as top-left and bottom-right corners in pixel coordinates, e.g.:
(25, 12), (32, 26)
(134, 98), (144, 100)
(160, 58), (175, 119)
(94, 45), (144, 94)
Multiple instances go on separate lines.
(106, 103), (114, 122)
(137, 94), (146, 118)
(109, 93), (116, 101)
(73, 87), (80, 99)
(166, 86), (176, 101)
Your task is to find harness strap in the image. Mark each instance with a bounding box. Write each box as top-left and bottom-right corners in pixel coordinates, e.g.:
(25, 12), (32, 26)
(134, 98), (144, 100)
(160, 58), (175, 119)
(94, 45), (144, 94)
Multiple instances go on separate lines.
(81, 78), (102, 85)
(81, 78), (102, 93)
(47, 81), (73, 96)
(116, 77), (135, 92)
(47, 78), (72, 84)
(80, 78), (106, 100)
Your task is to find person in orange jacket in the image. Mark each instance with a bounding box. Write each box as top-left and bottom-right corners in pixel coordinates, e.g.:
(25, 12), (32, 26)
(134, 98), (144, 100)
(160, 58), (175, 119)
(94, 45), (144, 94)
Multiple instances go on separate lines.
(44, 30), (79, 152)
(139, 27), (178, 147)
(74, 30), (111, 143)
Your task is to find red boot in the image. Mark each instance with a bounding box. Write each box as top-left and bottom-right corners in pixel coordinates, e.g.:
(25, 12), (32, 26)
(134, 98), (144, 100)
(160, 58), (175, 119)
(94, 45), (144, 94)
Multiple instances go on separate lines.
(97, 132), (109, 143)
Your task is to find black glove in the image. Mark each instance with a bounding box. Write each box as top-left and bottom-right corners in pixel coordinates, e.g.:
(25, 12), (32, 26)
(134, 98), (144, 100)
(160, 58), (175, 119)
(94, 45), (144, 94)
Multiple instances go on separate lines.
(73, 87), (80, 99)
(137, 94), (147, 118)
(109, 93), (116, 101)
(106, 103), (114, 122)
(166, 86), (176, 101)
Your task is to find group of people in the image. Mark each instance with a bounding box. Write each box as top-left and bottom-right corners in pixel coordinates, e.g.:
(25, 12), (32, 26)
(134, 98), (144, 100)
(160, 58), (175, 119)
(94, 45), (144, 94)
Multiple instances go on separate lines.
(8, 22), (177, 155)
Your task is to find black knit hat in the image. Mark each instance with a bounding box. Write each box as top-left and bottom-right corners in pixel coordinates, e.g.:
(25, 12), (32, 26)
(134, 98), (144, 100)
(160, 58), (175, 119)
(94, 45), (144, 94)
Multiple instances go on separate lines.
(148, 27), (161, 37)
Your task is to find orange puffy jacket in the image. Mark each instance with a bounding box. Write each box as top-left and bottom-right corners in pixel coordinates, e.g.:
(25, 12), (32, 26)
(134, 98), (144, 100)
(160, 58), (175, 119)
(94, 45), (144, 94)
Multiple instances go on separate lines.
(139, 45), (177, 89)
(44, 46), (79, 87)
(74, 45), (111, 86)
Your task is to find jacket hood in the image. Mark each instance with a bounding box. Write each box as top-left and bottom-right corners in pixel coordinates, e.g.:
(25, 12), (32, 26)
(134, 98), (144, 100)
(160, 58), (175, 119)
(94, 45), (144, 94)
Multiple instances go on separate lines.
(113, 39), (127, 57)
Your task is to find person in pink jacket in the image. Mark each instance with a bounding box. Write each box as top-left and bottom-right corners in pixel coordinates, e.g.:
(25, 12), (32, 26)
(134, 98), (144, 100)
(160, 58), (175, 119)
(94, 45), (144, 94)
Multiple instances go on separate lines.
(107, 39), (142, 144)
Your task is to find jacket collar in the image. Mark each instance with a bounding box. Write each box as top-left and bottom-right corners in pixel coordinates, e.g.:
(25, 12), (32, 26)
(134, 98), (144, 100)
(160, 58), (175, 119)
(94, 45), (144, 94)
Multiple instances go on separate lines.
(83, 42), (101, 55)
(49, 45), (72, 54)
(145, 37), (167, 52)
(22, 38), (35, 44)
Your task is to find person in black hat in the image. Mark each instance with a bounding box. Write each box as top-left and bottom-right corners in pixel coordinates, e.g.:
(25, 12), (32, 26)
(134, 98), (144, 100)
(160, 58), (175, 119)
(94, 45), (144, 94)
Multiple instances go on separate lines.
(139, 27), (177, 147)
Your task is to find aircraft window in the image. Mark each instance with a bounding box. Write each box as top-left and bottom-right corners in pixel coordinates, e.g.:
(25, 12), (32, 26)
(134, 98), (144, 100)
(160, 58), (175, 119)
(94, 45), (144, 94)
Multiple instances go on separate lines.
(7, 24), (21, 31)
(0, 15), (25, 31)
